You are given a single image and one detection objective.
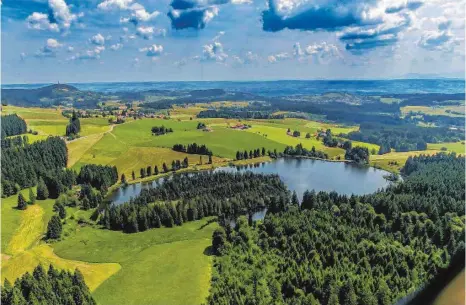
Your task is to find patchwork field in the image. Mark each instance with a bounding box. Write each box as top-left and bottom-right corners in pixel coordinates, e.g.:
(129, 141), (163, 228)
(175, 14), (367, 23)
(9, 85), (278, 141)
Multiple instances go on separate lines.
(53, 218), (219, 305)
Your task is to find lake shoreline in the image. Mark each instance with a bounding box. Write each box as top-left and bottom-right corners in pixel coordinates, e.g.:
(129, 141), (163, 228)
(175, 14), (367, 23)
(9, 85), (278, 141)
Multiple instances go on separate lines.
(107, 156), (392, 206)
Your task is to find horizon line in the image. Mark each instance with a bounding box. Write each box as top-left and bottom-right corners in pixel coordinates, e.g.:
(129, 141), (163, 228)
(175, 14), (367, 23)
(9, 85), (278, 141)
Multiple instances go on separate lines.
(2, 77), (465, 86)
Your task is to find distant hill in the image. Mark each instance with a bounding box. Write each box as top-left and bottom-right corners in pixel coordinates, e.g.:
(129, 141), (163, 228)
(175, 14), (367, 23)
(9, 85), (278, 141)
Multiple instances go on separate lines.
(2, 84), (79, 107)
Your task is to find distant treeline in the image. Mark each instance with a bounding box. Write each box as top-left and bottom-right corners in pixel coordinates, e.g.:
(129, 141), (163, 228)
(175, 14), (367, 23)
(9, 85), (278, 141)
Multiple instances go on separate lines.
(207, 153), (465, 305)
(1, 114), (27, 138)
(197, 110), (284, 120)
(173, 143), (212, 155)
(346, 123), (463, 154)
(100, 172), (289, 233)
(1, 265), (96, 305)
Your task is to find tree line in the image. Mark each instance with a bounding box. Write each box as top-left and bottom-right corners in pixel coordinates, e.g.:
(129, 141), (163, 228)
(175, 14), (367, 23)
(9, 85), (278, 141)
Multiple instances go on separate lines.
(132, 158), (190, 180)
(197, 109), (284, 119)
(100, 172), (289, 233)
(235, 147), (266, 160)
(207, 153), (464, 305)
(173, 143), (212, 155)
(284, 143), (328, 159)
(1, 265), (96, 305)
(151, 125), (173, 135)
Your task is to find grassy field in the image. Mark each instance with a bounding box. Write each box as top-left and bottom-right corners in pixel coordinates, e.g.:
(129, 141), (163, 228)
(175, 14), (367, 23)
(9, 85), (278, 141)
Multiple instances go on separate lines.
(370, 150), (442, 172)
(427, 142), (465, 154)
(1, 191), (120, 291)
(401, 105), (465, 117)
(245, 124), (343, 158)
(53, 218), (219, 305)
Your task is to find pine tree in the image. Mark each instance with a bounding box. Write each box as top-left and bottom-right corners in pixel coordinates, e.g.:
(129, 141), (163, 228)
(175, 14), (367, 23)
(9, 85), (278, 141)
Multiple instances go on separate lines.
(291, 191), (299, 206)
(46, 215), (62, 239)
(121, 174), (126, 184)
(17, 193), (27, 210)
(29, 188), (36, 204)
(140, 168), (145, 178)
(154, 166), (159, 175)
(132, 171), (135, 180)
(147, 166), (152, 176)
(262, 147), (266, 156)
(37, 177), (49, 200)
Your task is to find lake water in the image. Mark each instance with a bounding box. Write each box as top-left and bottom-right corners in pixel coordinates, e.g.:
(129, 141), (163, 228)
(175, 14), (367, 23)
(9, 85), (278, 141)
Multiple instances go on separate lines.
(109, 158), (391, 205)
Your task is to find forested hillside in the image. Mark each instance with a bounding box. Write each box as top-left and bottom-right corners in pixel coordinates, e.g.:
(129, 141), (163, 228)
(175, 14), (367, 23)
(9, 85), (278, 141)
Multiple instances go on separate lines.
(207, 153), (465, 305)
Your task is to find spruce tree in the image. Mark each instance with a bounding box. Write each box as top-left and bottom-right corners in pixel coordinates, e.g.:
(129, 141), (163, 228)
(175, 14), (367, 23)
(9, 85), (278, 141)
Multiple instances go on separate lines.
(154, 166), (159, 175)
(37, 177), (49, 200)
(132, 171), (135, 180)
(46, 215), (62, 239)
(17, 193), (27, 210)
(29, 188), (36, 204)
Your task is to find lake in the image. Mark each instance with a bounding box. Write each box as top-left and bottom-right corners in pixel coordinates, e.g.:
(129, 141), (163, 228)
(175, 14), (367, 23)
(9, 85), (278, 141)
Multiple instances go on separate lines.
(109, 158), (392, 205)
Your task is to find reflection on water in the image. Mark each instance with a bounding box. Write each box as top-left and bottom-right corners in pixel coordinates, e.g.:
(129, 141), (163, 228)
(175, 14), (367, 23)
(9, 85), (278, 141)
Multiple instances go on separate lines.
(109, 158), (391, 206)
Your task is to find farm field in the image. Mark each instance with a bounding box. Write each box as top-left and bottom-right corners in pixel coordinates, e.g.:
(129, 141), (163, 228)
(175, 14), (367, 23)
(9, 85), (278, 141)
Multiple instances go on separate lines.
(401, 105), (465, 117)
(427, 142), (465, 154)
(53, 218), (219, 305)
(370, 150), (442, 172)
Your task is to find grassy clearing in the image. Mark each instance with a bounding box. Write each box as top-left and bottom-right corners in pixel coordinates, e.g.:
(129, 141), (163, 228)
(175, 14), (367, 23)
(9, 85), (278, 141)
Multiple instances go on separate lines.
(93, 238), (212, 305)
(1, 190), (120, 292)
(1, 244), (121, 292)
(370, 150), (442, 173)
(1, 189), (33, 253)
(427, 142), (465, 154)
(68, 133), (105, 167)
(53, 218), (219, 305)
(401, 105), (465, 117)
(7, 205), (44, 255)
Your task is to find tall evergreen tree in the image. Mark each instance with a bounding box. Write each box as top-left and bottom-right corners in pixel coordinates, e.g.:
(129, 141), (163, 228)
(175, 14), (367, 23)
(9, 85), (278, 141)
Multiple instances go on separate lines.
(46, 215), (62, 239)
(37, 177), (49, 200)
(17, 193), (27, 210)
(29, 188), (36, 204)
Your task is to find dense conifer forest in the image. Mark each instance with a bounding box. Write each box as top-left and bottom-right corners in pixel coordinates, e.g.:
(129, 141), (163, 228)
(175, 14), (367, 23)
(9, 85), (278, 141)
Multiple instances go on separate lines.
(345, 123), (463, 154)
(1, 114), (27, 138)
(1, 265), (96, 305)
(1, 137), (68, 197)
(100, 172), (289, 233)
(207, 153), (465, 305)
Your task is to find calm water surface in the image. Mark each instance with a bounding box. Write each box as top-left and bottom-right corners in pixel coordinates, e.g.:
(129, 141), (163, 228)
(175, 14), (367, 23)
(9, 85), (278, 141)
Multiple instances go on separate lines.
(109, 158), (391, 205)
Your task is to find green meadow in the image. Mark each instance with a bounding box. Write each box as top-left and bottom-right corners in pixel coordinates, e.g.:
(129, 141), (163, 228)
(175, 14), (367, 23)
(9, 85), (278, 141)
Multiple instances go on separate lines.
(427, 141), (465, 154)
(53, 218), (218, 305)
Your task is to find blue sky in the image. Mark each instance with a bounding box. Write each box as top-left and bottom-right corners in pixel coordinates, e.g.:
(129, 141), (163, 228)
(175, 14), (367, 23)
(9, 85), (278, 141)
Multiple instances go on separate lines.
(1, 0), (464, 83)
